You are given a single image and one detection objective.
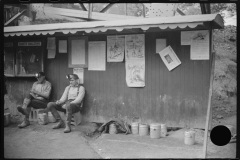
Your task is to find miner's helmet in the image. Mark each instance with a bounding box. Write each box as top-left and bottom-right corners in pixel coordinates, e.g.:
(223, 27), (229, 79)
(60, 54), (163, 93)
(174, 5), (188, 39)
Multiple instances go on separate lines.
(66, 74), (79, 80)
(35, 72), (45, 78)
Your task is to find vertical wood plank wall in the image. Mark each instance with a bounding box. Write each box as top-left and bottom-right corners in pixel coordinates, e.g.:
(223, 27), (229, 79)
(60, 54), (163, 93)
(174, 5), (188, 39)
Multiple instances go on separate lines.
(5, 30), (210, 128)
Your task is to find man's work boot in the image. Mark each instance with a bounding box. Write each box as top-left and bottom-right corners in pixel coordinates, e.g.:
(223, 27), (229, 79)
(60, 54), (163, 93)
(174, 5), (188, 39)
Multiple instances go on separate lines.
(53, 119), (65, 129)
(49, 107), (65, 129)
(63, 113), (72, 133)
(18, 117), (30, 128)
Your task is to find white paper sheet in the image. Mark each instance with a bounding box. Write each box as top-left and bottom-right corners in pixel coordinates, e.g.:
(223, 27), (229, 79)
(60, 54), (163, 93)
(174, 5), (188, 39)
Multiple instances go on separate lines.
(47, 49), (56, 59)
(156, 39), (166, 53)
(107, 36), (125, 62)
(190, 30), (209, 60)
(125, 34), (145, 60)
(88, 41), (106, 71)
(73, 68), (84, 84)
(71, 40), (85, 65)
(59, 40), (67, 53)
(47, 37), (56, 49)
(159, 46), (181, 71)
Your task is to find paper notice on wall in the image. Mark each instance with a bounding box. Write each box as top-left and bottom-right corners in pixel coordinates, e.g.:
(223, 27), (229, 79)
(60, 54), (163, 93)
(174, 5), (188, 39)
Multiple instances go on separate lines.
(190, 30), (209, 60)
(125, 34), (145, 60)
(73, 68), (84, 84)
(47, 37), (56, 49)
(181, 31), (195, 45)
(88, 41), (106, 71)
(125, 59), (145, 87)
(159, 46), (181, 71)
(47, 49), (56, 59)
(59, 40), (67, 53)
(71, 40), (85, 65)
(107, 35), (125, 62)
(156, 39), (166, 53)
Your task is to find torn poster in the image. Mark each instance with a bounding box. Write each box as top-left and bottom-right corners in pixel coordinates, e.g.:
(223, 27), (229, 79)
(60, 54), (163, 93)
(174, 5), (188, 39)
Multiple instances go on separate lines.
(190, 30), (209, 60)
(73, 68), (84, 84)
(59, 40), (67, 53)
(181, 31), (195, 45)
(159, 46), (181, 71)
(156, 39), (166, 53)
(125, 34), (145, 60)
(107, 35), (125, 62)
(88, 41), (106, 71)
(47, 37), (56, 49)
(126, 59), (145, 87)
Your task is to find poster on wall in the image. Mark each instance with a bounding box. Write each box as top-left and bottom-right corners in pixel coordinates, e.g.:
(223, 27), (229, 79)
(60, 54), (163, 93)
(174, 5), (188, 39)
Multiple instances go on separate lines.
(125, 34), (145, 60)
(181, 31), (195, 45)
(190, 30), (209, 60)
(47, 37), (56, 49)
(73, 68), (84, 84)
(88, 41), (106, 71)
(47, 49), (56, 59)
(125, 59), (145, 87)
(159, 45), (181, 71)
(156, 39), (166, 53)
(59, 40), (67, 53)
(107, 35), (125, 62)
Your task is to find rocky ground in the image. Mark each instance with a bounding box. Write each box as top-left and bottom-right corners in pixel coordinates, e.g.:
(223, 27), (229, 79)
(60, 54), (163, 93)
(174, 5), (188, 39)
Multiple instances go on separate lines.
(211, 25), (237, 125)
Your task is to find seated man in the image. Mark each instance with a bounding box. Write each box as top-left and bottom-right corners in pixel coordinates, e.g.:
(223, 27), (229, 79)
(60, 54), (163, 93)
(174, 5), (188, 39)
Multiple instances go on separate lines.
(46, 74), (85, 133)
(17, 72), (52, 128)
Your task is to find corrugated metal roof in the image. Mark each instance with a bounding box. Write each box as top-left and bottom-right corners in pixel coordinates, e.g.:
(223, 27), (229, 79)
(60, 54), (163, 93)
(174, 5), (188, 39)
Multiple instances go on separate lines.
(4, 14), (224, 37)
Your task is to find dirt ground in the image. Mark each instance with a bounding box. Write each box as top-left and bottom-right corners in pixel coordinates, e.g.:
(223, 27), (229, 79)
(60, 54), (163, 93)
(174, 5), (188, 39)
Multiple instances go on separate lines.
(4, 114), (236, 159)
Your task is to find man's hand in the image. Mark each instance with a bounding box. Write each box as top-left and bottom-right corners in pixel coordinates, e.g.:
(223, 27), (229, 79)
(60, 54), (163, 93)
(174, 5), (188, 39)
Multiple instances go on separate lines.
(30, 92), (38, 99)
(56, 100), (61, 105)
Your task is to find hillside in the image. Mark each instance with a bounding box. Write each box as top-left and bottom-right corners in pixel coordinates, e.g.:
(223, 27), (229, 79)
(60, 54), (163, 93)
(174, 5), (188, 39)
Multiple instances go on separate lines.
(212, 25), (237, 124)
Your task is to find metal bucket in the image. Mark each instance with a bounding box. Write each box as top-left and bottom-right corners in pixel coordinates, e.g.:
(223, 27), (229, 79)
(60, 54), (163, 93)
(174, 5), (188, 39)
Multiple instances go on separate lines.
(139, 124), (149, 136)
(160, 124), (167, 137)
(150, 123), (161, 139)
(184, 130), (195, 145)
(4, 113), (11, 127)
(38, 113), (48, 125)
(131, 122), (139, 135)
(109, 123), (117, 134)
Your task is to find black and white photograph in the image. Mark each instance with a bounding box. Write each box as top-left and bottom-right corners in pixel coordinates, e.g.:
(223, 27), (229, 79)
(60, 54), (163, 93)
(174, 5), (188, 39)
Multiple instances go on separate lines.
(3, 2), (237, 159)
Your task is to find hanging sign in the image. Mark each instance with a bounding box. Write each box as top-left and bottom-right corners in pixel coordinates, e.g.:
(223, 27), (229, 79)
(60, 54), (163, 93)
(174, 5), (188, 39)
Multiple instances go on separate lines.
(18, 42), (41, 46)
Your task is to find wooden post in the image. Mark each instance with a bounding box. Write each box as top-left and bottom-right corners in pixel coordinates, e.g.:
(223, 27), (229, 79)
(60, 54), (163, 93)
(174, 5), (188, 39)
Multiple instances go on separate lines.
(142, 4), (145, 17)
(88, 3), (92, 19)
(202, 29), (216, 158)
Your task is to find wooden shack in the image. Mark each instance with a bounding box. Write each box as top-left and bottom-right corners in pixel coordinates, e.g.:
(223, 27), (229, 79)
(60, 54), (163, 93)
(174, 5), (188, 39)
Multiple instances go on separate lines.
(4, 14), (224, 128)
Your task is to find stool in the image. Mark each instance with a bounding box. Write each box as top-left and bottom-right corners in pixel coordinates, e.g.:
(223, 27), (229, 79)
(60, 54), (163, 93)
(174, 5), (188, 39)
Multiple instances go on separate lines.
(29, 108), (46, 122)
(71, 111), (82, 126)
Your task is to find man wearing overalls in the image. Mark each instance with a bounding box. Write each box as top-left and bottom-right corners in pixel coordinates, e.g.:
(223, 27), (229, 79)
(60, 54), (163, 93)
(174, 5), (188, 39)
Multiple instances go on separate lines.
(46, 74), (85, 133)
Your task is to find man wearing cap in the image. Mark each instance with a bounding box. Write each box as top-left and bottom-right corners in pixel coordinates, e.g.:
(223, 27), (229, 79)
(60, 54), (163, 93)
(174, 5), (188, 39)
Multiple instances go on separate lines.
(17, 72), (52, 128)
(46, 74), (85, 133)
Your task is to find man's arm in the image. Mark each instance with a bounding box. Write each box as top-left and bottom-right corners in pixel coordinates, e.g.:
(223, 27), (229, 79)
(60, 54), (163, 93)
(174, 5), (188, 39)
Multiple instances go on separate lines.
(58, 86), (69, 104)
(31, 82), (52, 99)
(71, 86), (85, 105)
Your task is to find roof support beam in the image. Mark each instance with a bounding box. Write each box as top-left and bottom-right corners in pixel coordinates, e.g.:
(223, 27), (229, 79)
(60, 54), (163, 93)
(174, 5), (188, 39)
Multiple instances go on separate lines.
(100, 3), (115, 13)
(88, 3), (93, 19)
(79, 3), (87, 11)
(200, 3), (211, 14)
(4, 9), (26, 26)
(142, 4), (146, 17)
(176, 8), (185, 16)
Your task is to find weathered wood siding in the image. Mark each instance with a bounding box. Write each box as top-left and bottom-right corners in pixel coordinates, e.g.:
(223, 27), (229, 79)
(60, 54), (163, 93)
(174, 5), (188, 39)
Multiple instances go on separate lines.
(5, 30), (211, 128)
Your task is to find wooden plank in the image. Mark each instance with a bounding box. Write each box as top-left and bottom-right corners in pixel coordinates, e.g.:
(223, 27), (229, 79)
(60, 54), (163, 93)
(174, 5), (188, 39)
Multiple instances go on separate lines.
(202, 51), (216, 158)
(43, 6), (139, 21)
(100, 3), (115, 13)
(88, 3), (93, 19)
(79, 3), (87, 11)
(4, 9), (26, 26)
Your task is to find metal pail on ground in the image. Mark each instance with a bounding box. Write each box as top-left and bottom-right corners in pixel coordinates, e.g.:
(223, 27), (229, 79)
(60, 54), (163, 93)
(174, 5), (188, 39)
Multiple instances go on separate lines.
(160, 124), (167, 137)
(131, 122), (139, 135)
(184, 130), (195, 145)
(150, 123), (161, 139)
(48, 112), (56, 123)
(4, 113), (11, 127)
(139, 124), (149, 136)
(38, 113), (48, 125)
(109, 123), (117, 134)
